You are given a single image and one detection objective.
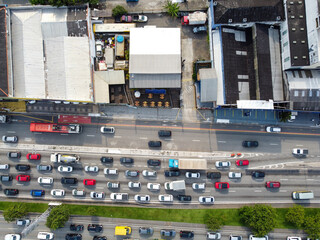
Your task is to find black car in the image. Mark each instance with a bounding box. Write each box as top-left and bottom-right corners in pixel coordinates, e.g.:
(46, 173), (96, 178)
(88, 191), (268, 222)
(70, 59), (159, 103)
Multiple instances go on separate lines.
(147, 159), (161, 166)
(100, 157), (113, 164)
(148, 141), (161, 148)
(0, 175), (12, 182)
(180, 231), (194, 238)
(177, 195), (192, 202)
(61, 177), (78, 184)
(165, 170), (180, 177)
(158, 130), (172, 137)
(7, 152), (21, 158)
(70, 224), (84, 231)
(251, 171), (265, 178)
(93, 236), (107, 240)
(4, 188), (19, 196)
(207, 172), (221, 179)
(65, 233), (82, 240)
(15, 164), (30, 171)
(87, 224), (103, 232)
(120, 157), (134, 164)
(242, 141), (259, 148)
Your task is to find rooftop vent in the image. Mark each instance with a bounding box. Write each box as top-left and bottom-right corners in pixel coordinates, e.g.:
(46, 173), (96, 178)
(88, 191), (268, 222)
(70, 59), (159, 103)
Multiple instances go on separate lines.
(300, 28), (305, 31)
(294, 56), (298, 59)
(276, 16), (281, 21)
(298, 1), (302, 4)
(301, 40), (305, 44)
(243, 18), (247, 23)
(213, 1), (218, 6)
(299, 15), (304, 18)
(291, 15), (295, 19)
(293, 40), (297, 44)
(302, 56), (307, 59)
(228, 19), (233, 23)
(292, 27), (296, 31)
(289, 1), (294, 4)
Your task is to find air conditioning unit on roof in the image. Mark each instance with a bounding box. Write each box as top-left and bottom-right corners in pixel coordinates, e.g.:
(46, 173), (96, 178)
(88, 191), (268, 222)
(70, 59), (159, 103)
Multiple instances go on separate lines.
(243, 18), (247, 22)
(228, 19), (233, 23)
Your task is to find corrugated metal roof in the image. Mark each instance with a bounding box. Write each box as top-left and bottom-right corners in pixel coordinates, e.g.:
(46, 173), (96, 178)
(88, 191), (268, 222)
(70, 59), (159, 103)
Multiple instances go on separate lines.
(199, 68), (217, 102)
(129, 73), (181, 88)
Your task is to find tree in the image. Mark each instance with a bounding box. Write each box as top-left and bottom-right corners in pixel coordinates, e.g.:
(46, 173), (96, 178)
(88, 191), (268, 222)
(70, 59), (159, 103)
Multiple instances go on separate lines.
(29, 0), (98, 7)
(164, 0), (179, 17)
(285, 205), (305, 228)
(3, 203), (28, 222)
(304, 214), (320, 239)
(46, 205), (70, 230)
(87, 207), (97, 216)
(239, 204), (277, 237)
(112, 5), (127, 17)
(279, 111), (291, 122)
(204, 212), (226, 232)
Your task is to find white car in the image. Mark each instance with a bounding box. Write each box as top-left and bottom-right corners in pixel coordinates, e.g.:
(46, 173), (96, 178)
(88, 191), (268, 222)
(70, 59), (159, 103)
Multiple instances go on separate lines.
(90, 192), (105, 199)
(266, 126), (281, 133)
(104, 168), (118, 175)
(51, 189), (65, 197)
(37, 177), (53, 184)
(192, 183), (206, 190)
(147, 183), (160, 191)
(100, 126), (115, 134)
(16, 219), (31, 226)
(158, 194), (173, 202)
(215, 161), (231, 168)
(134, 194), (150, 203)
(84, 166), (99, 172)
(185, 172), (200, 178)
(230, 235), (242, 240)
(37, 232), (54, 240)
(228, 172), (242, 179)
(287, 237), (301, 240)
(128, 181), (141, 188)
(5, 234), (21, 240)
(199, 196), (215, 204)
(72, 189), (86, 196)
(142, 170), (157, 177)
(58, 165), (73, 173)
(110, 193), (128, 201)
(207, 232), (221, 239)
(249, 235), (268, 240)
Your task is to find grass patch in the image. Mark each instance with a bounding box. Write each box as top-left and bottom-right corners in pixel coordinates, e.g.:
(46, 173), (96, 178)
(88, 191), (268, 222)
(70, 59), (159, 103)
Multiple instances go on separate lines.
(0, 202), (316, 229)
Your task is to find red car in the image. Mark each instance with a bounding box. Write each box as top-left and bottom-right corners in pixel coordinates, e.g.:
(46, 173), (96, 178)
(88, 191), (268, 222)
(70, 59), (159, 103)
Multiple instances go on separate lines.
(83, 179), (96, 186)
(265, 181), (281, 188)
(236, 159), (249, 166)
(16, 175), (30, 182)
(215, 182), (229, 189)
(27, 153), (41, 160)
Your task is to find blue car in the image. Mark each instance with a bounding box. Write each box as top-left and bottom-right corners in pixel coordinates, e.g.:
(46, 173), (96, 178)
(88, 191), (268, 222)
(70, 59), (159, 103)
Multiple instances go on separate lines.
(30, 190), (45, 197)
(127, 0), (138, 2)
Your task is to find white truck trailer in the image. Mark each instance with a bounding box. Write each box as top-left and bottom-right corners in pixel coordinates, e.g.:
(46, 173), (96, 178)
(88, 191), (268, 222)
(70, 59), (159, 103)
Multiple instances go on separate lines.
(164, 180), (186, 191)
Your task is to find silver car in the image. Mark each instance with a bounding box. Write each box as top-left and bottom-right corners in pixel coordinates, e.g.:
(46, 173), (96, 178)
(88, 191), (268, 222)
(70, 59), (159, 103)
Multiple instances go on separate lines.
(228, 172), (242, 179)
(84, 166), (99, 172)
(2, 136), (18, 143)
(192, 183), (206, 190)
(207, 232), (221, 239)
(142, 170), (157, 177)
(128, 181), (141, 188)
(58, 165), (73, 173)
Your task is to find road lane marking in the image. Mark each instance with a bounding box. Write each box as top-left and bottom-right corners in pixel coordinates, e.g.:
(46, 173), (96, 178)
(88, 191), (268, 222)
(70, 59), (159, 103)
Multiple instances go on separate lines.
(7, 131), (16, 133)
(280, 179), (288, 181)
(34, 132), (42, 135)
(307, 179), (314, 181)
(114, 136), (122, 138)
(218, 141), (226, 143)
(164, 138), (173, 141)
(229, 190), (236, 192)
(24, 138), (32, 142)
(140, 137), (147, 140)
(280, 190), (287, 192)
(192, 139), (200, 142)
(269, 143), (278, 145)
(86, 135), (95, 137)
(61, 134), (68, 136)
(254, 190), (262, 192)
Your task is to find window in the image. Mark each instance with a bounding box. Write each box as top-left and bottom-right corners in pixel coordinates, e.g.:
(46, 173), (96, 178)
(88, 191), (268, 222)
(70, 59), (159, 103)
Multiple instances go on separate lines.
(283, 41), (288, 47)
(301, 91), (305, 97)
(284, 57), (290, 62)
(309, 90), (312, 97)
(317, 91), (320, 97)
(294, 91), (299, 97)
(282, 30), (288, 36)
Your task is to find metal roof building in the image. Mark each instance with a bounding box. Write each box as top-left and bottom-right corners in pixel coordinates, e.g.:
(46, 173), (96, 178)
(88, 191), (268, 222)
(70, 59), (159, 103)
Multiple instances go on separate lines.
(0, 7), (9, 98)
(129, 27), (181, 89)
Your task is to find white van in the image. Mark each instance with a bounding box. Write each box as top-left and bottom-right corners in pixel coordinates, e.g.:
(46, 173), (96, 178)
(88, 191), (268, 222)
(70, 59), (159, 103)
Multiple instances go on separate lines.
(292, 191), (314, 200)
(266, 126), (281, 133)
(37, 232), (54, 240)
(0, 164), (9, 170)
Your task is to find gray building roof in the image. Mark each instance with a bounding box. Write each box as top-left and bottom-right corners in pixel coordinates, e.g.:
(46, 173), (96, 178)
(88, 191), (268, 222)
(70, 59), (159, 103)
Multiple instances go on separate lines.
(129, 73), (181, 88)
(199, 68), (217, 102)
(0, 7), (8, 97)
(213, 0), (284, 24)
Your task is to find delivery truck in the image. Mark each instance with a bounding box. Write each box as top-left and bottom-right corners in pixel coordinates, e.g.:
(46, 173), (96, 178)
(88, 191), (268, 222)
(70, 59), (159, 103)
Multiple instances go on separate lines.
(115, 226), (132, 236)
(169, 158), (207, 170)
(164, 180), (186, 191)
(181, 11), (207, 25)
(50, 153), (80, 164)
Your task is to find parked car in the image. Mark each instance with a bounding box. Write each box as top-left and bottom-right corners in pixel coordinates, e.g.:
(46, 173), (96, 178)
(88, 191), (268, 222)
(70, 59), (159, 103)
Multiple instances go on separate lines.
(4, 234), (21, 240)
(104, 168), (118, 175)
(207, 232), (221, 239)
(15, 164), (30, 171)
(132, 14), (148, 22)
(160, 229), (176, 237)
(192, 183), (206, 190)
(207, 172), (221, 179)
(61, 177), (77, 184)
(177, 195), (192, 202)
(185, 172), (200, 178)
(51, 189), (65, 197)
(37, 232), (54, 240)
(16, 219), (30, 226)
(193, 25), (207, 34)
(236, 159), (249, 166)
(93, 236), (106, 240)
(251, 171), (265, 178)
(4, 188), (19, 196)
(134, 194), (150, 203)
(265, 181), (281, 188)
(2, 135), (18, 143)
(229, 235), (242, 240)
(158, 194), (173, 202)
(249, 235), (268, 240)
(83, 179), (96, 185)
(16, 175), (30, 182)
(58, 165), (73, 172)
(125, 170), (139, 177)
(147, 183), (160, 191)
(30, 190), (45, 197)
(1, 175), (13, 182)
(38, 177), (53, 184)
(228, 172), (242, 179)
(242, 141), (259, 147)
(158, 130), (171, 137)
(90, 192), (105, 199)
(70, 224), (84, 231)
(147, 159), (161, 166)
(107, 181), (120, 189)
(215, 182), (229, 189)
(26, 153), (41, 160)
(142, 170), (157, 177)
(0, 164), (9, 170)
(7, 152), (21, 158)
(266, 126), (281, 133)
(121, 15), (132, 23)
(37, 165), (52, 171)
(148, 141), (161, 147)
(84, 166), (99, 172)
(165, 170), (180, 177)
(199, 196), (214, 204)
(215, 161), (231, 168)
(110, 193), (128, 201)
(72, 189), (86, 196)
(180, 230), (194, 238)
(128, 181), (141, 188)
(87, 224), (103, 232)
(100, 156), (113, 163)
(65, 233), (82, 240)
(139, 227), (154, 235)
(120, 157), (134, 164)
(100, 126), (115, 133)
